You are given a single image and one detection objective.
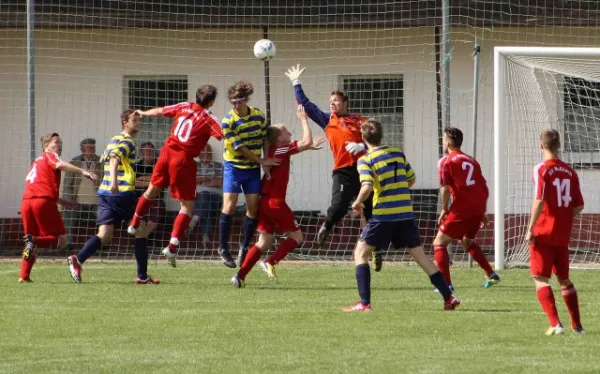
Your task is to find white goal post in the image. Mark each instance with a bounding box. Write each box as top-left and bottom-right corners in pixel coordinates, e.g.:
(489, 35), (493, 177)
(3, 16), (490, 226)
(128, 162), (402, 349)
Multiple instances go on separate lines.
(494, 46), (600, 270)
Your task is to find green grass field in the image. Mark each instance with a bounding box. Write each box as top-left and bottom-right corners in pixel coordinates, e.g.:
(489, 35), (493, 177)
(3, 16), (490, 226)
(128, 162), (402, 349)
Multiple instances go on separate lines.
(1, 261), (598, 374)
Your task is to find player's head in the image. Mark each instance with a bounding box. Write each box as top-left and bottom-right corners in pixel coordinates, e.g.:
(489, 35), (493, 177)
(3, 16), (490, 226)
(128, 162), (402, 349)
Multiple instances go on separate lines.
(139, 142), (155, 161)
(361, 119), (383, 147)
(228, 80), (254, 114)
(121, 109), (141, 135)
(196, 85), (218, 108)
(443, 127), (463, 153)
(329, 90), (349, 116)
(540, 129), (561, 154)
(41, 133), (62, 155)
(267, 124), (292, 146)
(199, 143), (213, 163)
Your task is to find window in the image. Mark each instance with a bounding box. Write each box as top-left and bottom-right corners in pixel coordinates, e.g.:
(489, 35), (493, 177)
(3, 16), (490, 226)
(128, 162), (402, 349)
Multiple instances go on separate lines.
(341, 75), (404, 148)
(563, 77), (600, 166)
(124, 76), (188, 148)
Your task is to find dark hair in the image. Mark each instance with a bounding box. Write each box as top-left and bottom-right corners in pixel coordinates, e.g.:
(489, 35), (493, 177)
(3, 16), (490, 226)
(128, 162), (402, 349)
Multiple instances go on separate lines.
(266, 126), (281, 145)
(196, 85), (218, 107)
(140, 142), (155, 149)
(330, 90), (349, 103)
(361, 119), (383, 146)
(40, 132), (59, 150)
(540, 129), (560, 152)
(121, 109), (136, 128)
(444, 127), (463, 148)
(228, 80), (254, 101)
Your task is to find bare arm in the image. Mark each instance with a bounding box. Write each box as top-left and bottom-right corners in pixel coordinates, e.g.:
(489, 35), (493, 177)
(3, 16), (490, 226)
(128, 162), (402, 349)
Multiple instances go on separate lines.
(296, 105), (314, 153)
(440, 185), (450, 212)
(573, 204), (584, 217)
(352, 183), (374, 213)
(136, 108), (163, 117)
(525, 199), (545, 242)
(109, 157), (120, 194)
(408, 177), (416, 188)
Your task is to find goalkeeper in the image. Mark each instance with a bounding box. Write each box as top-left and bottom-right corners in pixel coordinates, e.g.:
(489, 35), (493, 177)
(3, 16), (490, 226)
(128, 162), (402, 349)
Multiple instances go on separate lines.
(285, 64), (382, 271)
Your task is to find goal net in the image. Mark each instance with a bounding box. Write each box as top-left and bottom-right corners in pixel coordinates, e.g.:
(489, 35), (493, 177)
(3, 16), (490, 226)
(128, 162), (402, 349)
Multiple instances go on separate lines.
(494, 47), (600, 269)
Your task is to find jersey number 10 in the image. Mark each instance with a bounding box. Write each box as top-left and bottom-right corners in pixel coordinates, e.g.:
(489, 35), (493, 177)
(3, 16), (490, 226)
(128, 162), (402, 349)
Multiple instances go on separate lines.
(174, 117), (193, 142)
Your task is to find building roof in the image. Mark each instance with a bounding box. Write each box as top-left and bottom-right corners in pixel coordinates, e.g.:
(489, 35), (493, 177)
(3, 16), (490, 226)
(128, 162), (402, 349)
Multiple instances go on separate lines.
(1, 0), (599, 28)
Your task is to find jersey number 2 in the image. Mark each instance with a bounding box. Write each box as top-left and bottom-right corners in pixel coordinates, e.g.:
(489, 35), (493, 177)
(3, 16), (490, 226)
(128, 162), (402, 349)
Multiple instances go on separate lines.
(174, 117), (193, 142)
(462, 162), (476, 186)
(552, 178), (572, 207)
(25, 165), (37, 183)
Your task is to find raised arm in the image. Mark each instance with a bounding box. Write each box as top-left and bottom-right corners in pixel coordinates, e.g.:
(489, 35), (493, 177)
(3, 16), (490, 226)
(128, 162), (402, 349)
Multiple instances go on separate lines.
(285, 64), (330, 129)
(296, 105), (314, 153)
(135, 108), (163, 117)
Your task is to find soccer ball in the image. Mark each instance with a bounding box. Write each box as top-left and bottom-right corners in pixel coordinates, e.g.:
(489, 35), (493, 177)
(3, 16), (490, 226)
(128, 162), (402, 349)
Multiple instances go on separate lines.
(253, 39), (276, 61)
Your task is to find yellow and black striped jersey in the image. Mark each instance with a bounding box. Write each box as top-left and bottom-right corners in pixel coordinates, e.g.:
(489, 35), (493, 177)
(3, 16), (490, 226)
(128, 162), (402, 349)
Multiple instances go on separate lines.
(98, 133), (136, 196)
(221, 107), (268, 169)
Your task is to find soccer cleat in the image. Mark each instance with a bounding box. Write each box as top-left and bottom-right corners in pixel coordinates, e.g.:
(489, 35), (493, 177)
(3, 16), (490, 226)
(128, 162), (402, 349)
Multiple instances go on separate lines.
(162, 247), (177, 268)
(18, 277), (33, 283)
(573, 326), (585, 335)
(67, 255), (82, 283)
(342, 301), (372, 312)
(443, 295), (461, 311)
(372, 250), (383, 272)
(545, 324), (565, 336)
(434, 284), (454, 293)
(22, 234), (35, 260)
(237, 246), (248, 268)
(220, 249), (236, 268)
(126, 225), (137, 235)
(484, 273), (501, 288)
(135, 277), (161, 285)
(259, 261), (277, 281)
(231, 274), (245, 288)
(316, 224), (331, 248)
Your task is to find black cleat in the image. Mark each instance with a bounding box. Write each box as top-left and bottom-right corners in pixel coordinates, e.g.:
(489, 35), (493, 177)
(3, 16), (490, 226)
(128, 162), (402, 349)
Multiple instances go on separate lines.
(317, 224), (331, 248)
(372, 249), (383, 272)
(22, 235), (35, 259)
(220, 249), (236, 268)
(237, 246), (248, 268)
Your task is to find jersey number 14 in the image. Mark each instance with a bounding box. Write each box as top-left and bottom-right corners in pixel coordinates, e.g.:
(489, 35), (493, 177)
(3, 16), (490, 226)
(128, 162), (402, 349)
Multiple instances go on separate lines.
(552, 178), (572, 207)
(25, 165), (37, 183)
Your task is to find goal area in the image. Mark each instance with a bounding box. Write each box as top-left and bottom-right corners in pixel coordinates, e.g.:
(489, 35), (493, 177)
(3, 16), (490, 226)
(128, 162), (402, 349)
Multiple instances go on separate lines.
(494, 47), (600, 269)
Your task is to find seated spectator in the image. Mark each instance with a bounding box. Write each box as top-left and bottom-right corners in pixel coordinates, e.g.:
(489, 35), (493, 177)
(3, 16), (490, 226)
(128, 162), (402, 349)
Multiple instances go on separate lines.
(189, 144), (223, 244)
(62, 138), (102, 247)
(134, 142), (166, 225)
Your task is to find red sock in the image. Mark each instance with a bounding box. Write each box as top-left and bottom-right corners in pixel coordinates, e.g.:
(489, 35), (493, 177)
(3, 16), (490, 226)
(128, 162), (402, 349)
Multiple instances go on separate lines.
(466, 242), (494, 277)
(537, 286), (560, 327)
(132, 194), (153, 228)
(35, 236), (59, 248)
(238, 245), (262, 280)
(433, 245), (452, 285)
(266, 237), (298, 265)
(167, 211), (192, 252)
(19, 254), (36, 280)
(561, 284), (582, 329)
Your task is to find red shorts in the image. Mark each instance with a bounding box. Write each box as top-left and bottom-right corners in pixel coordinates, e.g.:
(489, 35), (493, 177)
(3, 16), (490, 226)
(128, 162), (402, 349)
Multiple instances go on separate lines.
(151, 147), (197, 201)
(21, 198), (66, 237)
(439, 212), (482, 240)
(530, 243), (570, 280)
(257, 198), (299, 235)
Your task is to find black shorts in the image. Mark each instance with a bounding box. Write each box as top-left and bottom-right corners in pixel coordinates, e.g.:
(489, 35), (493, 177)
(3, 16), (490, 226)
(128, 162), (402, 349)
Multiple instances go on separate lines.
(97, 194), (136, 226)
(360, 219), (421, 249)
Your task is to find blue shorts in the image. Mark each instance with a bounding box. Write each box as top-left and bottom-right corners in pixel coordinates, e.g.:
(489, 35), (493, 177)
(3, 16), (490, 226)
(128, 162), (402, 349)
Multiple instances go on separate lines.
(97, 194), (136, 226)
(222, 161), (262, 194)
(360, 219), (422, 250)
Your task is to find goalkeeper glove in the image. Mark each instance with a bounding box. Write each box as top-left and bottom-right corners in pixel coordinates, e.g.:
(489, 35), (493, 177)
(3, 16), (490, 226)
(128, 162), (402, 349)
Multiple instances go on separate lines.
(345, 142), (366, 155)
(285, 64), (306, 86)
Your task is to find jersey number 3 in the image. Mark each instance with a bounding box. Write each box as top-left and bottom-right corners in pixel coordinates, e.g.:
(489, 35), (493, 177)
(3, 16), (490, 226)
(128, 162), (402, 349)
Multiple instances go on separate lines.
(461, 162), (476, 186)
(552, 178), (572, 207)
(25, 165), (37, 183)
(174, 117), (193, 142)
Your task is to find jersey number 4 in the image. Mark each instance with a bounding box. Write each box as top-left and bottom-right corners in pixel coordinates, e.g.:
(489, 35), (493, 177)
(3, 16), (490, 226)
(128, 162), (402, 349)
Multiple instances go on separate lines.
(461, 162), (476, 186)
(552, 178), (572, 207)
(25, 165), (37, 183)
(174, 117), (193, 142)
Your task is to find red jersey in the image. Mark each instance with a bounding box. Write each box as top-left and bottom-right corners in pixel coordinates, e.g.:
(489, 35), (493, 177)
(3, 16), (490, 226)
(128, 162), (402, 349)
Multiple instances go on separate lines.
(22, 152), (62, 201)
(261, 141), (299, 199)
(532, 159), (584, 246)
(325, 114), (365, 170)
(162, 102), (224, 158)
(438, 150), (489, 219)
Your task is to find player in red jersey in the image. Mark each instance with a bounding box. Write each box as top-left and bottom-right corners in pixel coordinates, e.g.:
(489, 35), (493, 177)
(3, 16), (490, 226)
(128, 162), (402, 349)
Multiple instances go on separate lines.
(231, 105), (324, 287)
(20, 133), (97, 282)
(127, 85), (224, 267)
(526, 129), (584, 335)
(433, 127), (500, 290)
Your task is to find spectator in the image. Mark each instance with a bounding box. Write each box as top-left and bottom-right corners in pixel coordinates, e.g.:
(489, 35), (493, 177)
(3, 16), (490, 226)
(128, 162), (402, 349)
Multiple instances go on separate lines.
(62, 138), (102, 247)
(133, 142), (166, 225)
(190, 144), (223, 244)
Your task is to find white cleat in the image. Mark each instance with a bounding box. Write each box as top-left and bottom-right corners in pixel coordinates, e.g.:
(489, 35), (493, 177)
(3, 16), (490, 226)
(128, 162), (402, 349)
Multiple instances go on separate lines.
(545, 324), (565, 336)
(127, 226), (137, 235)
(162, 247), (177, 268)
(259, 261), (277, 282)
